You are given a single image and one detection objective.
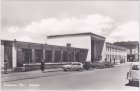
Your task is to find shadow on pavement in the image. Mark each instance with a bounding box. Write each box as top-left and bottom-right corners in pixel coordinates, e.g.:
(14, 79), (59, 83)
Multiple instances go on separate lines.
(125, 81), (139, 87)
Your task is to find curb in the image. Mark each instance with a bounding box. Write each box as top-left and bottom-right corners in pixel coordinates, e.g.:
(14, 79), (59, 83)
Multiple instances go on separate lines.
(1, 68), (63, 82)
(114, 63), (130, 67)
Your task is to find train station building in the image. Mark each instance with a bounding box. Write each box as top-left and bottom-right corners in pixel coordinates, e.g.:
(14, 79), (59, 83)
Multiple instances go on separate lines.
(1, 32), (128, 71)
(1, 40), (88, 70)
(47, 32), (127, 64)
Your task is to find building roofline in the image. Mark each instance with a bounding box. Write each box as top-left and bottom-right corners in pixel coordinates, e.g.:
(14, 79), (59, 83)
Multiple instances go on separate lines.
(106, 42), (127, 50)
(1, 39), (88, 50)
(114, 41), (139, 45)
(1, 39), (45, 45)
(47, 32), (105, 40)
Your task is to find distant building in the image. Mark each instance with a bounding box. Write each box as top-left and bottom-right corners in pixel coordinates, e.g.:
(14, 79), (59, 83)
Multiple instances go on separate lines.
(105, 42), (127, 64)
(114, 41), (139, 62)
(47, 32), (127, 64)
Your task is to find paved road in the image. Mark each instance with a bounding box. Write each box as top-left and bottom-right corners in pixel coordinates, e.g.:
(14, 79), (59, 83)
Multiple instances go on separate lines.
(1, 64), (139, 90)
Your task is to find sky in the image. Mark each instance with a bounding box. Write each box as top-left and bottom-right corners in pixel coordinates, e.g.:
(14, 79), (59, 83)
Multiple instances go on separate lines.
(1, 0), (139, 43)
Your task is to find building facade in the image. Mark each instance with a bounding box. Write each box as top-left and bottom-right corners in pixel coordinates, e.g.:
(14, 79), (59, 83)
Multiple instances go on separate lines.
(1, 40), (88, 70)
(114, 41), (139, 62)
(47, 32), (106, 62)
(104, 42), (127, 64)
(1, 32), (129, 70)
(47, 32), (127, 63)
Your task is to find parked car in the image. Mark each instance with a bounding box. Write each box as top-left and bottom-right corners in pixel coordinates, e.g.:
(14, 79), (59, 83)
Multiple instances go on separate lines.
(92, 61), (105, 69)
(62, 62), (83, 71)
(102, 61), (114, 68)
(83, 62), (93, 70)
(127, 62), (139, 84)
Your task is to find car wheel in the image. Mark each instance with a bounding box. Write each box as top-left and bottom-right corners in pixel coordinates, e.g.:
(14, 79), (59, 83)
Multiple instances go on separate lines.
(66, 68), (70, 71)
(100, 66), (103, 69)
(89, 67), (93, 70)
(129, 80), (132, 84)
(78, 68), (82, 71)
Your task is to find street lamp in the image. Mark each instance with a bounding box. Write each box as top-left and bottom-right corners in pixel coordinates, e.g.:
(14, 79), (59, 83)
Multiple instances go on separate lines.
(41, 44), (43, 62)
(28, 43), (31, 64)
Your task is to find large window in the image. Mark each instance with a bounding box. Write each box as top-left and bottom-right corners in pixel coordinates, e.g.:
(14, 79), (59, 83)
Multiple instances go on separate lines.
(22, 49), (32, 63)
(75, 52), (80, 62)
(4, 42), (13, 68)
(69, 52), (74, 62)
(35, 49), (42, 63)
(54, 51), (61, 62)
(45, 50), (52, 63)
(62, 51), (68, 62)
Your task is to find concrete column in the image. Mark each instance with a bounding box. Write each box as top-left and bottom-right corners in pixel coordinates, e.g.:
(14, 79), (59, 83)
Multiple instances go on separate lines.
(1, 42), (4, 68)
(43, 50), (46, 62)
(32, 49), (35, 63)
(94, 41), (97, 61)
(60, 51), (63, 62)
(73, 52), (75, 62)
(12, 42), (17, 68)
(130, 48), (132, 54)
(52, 50), (55, 63)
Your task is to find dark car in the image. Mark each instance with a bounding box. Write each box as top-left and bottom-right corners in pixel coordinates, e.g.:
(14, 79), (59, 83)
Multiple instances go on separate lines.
(91, 61), (105, 69)
(102, 61), (114, 68)
(83, 62), (93, 70)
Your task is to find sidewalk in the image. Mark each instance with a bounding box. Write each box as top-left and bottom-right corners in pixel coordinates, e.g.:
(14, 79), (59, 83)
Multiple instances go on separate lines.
(2, 63), (131, 82)
(114, 62), (131, 67)
(1, 68), (63, 82)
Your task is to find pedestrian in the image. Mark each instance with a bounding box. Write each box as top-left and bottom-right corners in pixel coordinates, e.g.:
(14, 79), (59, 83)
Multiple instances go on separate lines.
(110, 58), (111, 62)
(105, 58), (107, 62)
(113, 58), (115, 64)
(40, 61), (45, 72)
(4, 60), (8, 74)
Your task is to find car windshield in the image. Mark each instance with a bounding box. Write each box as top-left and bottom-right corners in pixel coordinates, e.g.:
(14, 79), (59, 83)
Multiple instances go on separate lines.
(132, 65), (139, 70)
(67, 63), (72, 65)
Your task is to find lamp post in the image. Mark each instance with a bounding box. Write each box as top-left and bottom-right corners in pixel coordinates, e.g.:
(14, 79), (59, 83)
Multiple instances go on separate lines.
(41, 44), (43, 62)
(68, 47), (69, 62)
(28, 43), (31, 64)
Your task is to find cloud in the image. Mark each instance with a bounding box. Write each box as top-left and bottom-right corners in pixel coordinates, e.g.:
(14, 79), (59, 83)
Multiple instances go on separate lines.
(1, 14), (139, 43)
(7, 26), (19, 33)
(22, 14), (115, 36)
(106, 21), (139, 43)
(16, 35), (33, 42)
(1, 14), (115, 43)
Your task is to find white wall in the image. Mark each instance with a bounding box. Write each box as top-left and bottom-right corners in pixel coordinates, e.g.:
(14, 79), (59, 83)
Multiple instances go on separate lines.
(47, 36), (91, 62)
(102, 42), (127, 63)
(12, 43), (17, 68)
(101, 41), (106, 62)
(1, 43), (4, 68)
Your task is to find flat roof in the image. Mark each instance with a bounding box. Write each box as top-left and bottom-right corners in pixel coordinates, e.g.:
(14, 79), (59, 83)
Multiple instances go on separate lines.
(1, 39), (88, 50)
(47, 32), (105, 40)
(114, 41), (139, 46)
(106, 42), (127, 50)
